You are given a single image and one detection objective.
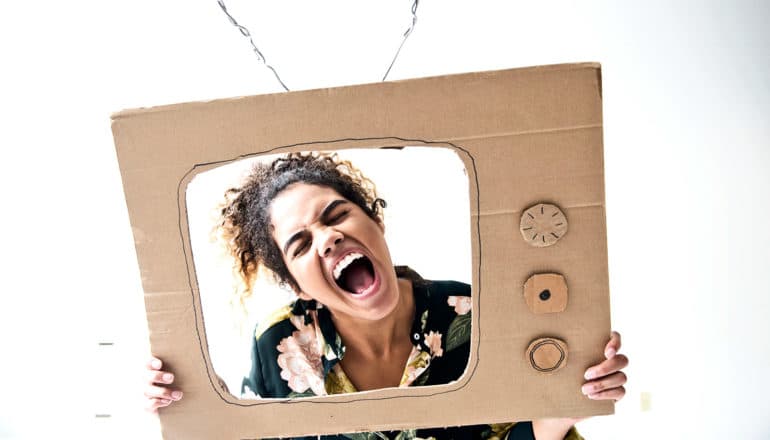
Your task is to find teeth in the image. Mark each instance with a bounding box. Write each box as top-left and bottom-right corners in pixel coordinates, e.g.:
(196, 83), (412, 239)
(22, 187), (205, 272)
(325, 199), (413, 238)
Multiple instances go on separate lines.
(333, 252), (364, 280)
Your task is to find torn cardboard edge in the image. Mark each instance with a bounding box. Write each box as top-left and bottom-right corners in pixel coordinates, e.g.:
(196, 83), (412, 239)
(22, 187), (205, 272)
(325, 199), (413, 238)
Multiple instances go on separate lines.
(111, 63), (612, 439)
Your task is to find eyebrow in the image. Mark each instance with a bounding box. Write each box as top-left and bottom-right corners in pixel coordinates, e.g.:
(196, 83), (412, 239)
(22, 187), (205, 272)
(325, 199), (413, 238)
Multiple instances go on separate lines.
(282, 199), (349, 255)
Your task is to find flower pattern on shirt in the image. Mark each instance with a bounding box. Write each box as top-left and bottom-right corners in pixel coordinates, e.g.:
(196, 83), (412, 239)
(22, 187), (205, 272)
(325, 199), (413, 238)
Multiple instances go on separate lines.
(276, 314), (327, 396)
(241, 274), (585, 439)
(400, 346), (432, 387)
(268, 281), (470, 398)
(423, 331), (444, 358)
(447, 295), (472, 315)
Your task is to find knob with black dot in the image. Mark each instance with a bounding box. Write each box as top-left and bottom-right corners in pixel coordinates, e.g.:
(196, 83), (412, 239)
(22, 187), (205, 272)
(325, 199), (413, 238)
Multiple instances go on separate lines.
(523, 273), (568, 314)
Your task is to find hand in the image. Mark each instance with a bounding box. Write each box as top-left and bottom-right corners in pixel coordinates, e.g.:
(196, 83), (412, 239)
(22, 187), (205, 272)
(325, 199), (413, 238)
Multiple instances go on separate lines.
(581, 331), (628, 401)
(532, 331), (629, 439)
(144, 357), (184, 413)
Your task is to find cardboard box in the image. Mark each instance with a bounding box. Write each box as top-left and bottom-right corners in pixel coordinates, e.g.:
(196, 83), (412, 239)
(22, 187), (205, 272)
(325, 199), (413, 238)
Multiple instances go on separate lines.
(111, 62), (612, 439)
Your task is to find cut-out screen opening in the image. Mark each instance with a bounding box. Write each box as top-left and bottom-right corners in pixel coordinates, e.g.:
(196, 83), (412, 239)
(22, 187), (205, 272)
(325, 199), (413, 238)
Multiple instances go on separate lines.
(185, 146), (473, 399)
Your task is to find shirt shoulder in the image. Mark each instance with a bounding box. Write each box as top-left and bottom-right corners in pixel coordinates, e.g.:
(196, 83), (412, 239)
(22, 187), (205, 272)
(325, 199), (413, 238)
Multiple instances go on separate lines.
(254, 304), (294, 340)
(243, 307), (298, 399)
(426, 279), (471, 299)
(422, 279), (472, 326)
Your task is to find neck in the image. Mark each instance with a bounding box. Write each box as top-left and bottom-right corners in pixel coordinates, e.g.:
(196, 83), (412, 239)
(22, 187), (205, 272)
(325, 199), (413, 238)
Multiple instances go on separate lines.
(331, 278), (414, 359)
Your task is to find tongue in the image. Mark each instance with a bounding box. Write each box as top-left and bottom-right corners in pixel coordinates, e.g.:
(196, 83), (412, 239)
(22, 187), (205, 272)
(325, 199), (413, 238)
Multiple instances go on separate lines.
(342, 260), (375, 294)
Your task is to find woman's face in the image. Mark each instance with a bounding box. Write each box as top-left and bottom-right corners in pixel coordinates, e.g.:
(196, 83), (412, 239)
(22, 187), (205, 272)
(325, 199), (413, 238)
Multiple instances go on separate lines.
(269, 183), (400, 322)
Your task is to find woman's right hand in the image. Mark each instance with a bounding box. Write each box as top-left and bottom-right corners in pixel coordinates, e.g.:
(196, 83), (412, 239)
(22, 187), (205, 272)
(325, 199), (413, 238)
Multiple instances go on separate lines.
(145, 357), (183, 413)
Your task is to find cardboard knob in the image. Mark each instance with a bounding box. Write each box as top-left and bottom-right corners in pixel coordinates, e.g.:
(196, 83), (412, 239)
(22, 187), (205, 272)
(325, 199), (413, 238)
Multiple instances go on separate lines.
(526, 337), (568, 373)
(520, 203), (568, 247)
(523, 273), (568, 314)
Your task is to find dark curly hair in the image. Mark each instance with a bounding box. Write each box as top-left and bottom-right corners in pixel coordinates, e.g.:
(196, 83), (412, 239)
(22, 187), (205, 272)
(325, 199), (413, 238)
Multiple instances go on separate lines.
(219, 152), (386, 297)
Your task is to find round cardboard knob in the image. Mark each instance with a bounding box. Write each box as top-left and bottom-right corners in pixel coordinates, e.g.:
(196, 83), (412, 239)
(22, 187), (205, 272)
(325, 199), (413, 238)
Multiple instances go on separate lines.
(526, 337), (568, 373)
(519, 203), (568, 247)
(523, 273), (568, 314)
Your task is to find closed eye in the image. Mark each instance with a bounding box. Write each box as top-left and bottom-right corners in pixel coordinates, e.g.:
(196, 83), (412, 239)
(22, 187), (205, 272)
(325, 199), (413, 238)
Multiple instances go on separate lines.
(284, 200), (349, 258)
(292, 211), (347, 257)
(327, 210), (349, 225)
(292, 239), (310, 257)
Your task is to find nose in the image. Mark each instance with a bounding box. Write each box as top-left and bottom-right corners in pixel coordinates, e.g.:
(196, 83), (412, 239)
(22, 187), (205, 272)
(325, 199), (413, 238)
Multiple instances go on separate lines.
(318, 228), (344, 257)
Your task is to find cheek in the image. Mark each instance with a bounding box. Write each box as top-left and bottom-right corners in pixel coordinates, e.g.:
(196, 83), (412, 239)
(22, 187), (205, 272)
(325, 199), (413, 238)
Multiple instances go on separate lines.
(287, 254), (324, 286)
(361, 223), (390, 259)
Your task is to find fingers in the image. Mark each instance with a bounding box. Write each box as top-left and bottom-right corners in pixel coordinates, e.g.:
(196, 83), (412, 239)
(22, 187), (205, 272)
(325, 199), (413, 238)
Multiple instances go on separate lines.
(145, 357), (175, 389)
(144, 384), (183, 401)
(146, 397), (173, 413)
(604, 331), (621, 359)
(143, 383), (183, 414)
(586, 386), (626, 401)
(147, 369), (175, 386)
(582, 371), (627, 396)
(144, 356), (182, 413)
(143, 386), (183, 413)
(584, 353), (628, 380)
(581, 332), (628, 402)
(147, 357), (163, 371)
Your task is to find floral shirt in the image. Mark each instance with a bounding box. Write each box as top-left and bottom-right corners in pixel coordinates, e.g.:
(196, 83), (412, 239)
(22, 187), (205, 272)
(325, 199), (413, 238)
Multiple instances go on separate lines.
(241, 267), (582, 440)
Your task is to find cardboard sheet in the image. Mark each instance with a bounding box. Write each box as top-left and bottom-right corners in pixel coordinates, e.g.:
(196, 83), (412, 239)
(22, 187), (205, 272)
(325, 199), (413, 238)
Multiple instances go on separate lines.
(111, 63), (612, 439)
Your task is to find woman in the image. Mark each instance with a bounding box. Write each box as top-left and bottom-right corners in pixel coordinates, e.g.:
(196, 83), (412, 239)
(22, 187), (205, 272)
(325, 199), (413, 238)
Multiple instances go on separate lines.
(144, 152), (628, 439)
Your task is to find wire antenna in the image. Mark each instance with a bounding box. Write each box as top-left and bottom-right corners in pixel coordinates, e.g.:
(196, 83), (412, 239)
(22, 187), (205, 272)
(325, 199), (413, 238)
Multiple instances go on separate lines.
(383, 0), (419, 81)
(216, 0), (290, 91)
(216, 0), (420, 91)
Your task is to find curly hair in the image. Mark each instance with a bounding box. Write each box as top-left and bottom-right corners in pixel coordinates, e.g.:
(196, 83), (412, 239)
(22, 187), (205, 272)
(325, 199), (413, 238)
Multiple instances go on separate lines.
(219, 152), (386, 301)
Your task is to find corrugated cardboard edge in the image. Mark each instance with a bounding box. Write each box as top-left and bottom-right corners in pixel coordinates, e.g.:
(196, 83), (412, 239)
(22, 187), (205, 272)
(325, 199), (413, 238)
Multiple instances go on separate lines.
(111, 62), (601, 120)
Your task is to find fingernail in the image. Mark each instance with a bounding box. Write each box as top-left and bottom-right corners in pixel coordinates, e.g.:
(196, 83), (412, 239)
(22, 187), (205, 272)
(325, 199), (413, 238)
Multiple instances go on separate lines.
(151, 359), (162, 369)
(584, 369), (596, 380)
(605, 347), (616, 359)
(587, 393), (599, 400)
(171, 391), (183, 400)
(160, 399), (171, 405)
(581, 384), (592, 395)
(163, 373), (174, 383)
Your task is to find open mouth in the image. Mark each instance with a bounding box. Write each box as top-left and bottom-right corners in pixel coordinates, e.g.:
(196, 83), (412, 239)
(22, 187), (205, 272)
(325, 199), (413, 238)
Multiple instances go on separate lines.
(333, 252), (376, 295)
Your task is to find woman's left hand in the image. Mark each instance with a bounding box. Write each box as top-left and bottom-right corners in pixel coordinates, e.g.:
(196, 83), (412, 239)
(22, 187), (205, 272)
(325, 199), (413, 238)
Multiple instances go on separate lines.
(532, 331), (629, 439)
(581, 331), (628, 401)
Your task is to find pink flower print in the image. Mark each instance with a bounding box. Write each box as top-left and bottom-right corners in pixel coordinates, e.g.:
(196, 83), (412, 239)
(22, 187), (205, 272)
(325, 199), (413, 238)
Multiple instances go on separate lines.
(400, 346), (431, 387)
(403, 365), (420, 386)
(276, 319), (327, 396)
(423, 331), (444, 358)
(447, 296), (472, 315)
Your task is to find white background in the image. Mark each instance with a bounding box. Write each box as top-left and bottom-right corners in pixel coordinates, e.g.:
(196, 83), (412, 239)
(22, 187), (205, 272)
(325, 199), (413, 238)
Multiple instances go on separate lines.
(0, 1), (768, 439)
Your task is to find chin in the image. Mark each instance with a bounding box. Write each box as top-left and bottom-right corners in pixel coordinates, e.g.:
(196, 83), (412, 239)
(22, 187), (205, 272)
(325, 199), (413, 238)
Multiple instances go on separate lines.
(326, 249), (401, 321)
(357, 270), (402, 322)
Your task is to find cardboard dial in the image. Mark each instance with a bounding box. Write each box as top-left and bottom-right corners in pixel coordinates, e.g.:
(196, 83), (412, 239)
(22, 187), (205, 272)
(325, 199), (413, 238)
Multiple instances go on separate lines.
(523, 273), (568, 314)
(526, 337), (568, 373)
(519, 203), (568, 247)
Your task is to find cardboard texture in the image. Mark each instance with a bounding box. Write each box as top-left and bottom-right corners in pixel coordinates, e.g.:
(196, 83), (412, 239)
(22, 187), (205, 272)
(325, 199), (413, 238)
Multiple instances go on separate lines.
(523, 273), (569, 314)
(111, 63), (612, 439)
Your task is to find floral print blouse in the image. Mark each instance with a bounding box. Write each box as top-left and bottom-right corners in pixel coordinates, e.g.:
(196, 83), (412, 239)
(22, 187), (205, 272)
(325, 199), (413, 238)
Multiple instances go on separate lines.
(241, 267), (582, 440)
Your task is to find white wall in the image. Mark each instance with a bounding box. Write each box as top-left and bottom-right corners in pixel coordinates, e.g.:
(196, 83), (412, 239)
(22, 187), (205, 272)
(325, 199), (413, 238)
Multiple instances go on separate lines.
(0, 1), (767, 438)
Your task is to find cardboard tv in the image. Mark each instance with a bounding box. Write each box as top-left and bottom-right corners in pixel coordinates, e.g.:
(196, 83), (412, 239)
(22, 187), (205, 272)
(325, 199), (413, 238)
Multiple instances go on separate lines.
(111, 63), (613, 439)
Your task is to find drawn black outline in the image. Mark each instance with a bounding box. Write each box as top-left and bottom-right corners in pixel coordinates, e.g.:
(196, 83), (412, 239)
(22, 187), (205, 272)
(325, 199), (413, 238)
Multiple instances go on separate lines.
(176, 137), (481, 407)
(528, 339), (567, 373)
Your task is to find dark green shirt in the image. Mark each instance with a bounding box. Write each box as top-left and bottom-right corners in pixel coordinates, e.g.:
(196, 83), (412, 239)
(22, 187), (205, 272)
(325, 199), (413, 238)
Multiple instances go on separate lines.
(242, 267), (537, 440)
